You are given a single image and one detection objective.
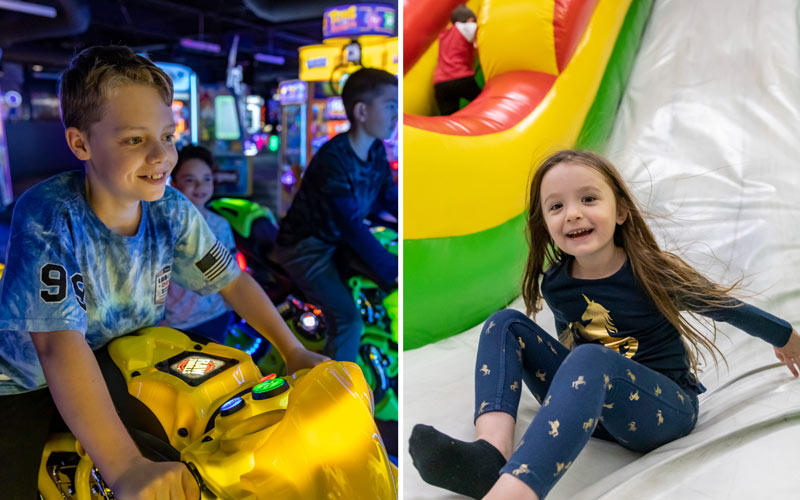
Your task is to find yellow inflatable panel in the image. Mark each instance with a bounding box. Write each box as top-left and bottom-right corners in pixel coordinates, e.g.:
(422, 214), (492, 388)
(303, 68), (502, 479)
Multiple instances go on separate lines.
(479, 0), (558, 79)
(404, 0), (631, 240)
(403, 40), (440, 116)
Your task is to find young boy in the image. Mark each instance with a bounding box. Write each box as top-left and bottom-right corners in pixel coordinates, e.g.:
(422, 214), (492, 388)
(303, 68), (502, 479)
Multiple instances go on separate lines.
(433, 4), (480, 115)
(274, 67), (398, 364)
(0, 46), (326, 499)
(164, 145), (235, 343)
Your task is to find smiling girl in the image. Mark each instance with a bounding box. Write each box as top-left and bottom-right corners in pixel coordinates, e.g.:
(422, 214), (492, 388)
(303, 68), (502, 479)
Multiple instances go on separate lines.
(409, 150), (800, 500)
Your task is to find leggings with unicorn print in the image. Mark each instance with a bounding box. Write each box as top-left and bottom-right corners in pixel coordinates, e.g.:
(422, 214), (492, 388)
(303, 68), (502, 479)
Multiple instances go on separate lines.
(475, 309), (699, 498)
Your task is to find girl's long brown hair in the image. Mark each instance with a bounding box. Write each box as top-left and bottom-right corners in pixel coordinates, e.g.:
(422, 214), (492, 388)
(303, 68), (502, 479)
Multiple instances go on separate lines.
(522, 150), (738, 373)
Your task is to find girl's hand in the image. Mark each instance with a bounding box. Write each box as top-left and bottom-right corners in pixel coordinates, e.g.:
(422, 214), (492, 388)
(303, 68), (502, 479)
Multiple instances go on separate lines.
(773, 329), (800, 377)
(285, 346), (330, 374)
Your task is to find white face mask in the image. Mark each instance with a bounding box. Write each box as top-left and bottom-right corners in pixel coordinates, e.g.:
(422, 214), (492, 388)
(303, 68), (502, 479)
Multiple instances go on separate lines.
(455, 21), (478, 43)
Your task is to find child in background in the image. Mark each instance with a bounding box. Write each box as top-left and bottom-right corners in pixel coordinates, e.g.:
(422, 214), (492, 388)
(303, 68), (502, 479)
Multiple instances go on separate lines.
(433, 4), (480, 116)
(409, 150), (800, 500)
(0, 45), (326, 499)
(163, 145), (235, 343)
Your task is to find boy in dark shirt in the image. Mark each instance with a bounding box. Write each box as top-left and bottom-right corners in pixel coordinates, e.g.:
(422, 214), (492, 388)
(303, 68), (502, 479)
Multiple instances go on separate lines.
(275, 68), (398, 363)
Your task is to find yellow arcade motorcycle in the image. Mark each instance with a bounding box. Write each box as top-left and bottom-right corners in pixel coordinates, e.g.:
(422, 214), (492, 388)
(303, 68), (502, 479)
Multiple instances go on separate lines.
(37, 327), (398, 499)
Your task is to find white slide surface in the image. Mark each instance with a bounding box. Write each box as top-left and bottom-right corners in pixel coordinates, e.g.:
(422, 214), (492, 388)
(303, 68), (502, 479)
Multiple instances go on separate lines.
(403, 0), (800, 498)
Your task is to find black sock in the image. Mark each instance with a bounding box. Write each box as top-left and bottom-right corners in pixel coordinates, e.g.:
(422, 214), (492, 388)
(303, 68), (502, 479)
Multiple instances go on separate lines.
(408, 424), (507, 499)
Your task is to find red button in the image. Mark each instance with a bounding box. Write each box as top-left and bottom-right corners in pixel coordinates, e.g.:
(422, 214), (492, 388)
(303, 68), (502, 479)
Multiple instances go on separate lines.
(259, 373), (277, 382)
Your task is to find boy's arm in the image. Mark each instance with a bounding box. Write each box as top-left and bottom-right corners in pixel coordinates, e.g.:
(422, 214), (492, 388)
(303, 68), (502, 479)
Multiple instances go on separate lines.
(330, 195), (398, 290)
(31, 330), (199, 500)
(218, 272), (328, 373)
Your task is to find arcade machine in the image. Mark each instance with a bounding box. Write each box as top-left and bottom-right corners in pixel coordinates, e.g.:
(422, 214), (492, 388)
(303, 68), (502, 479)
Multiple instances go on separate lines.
(213, 92), (253, 197)
(277, 79), (309, 215)
(276, 3), (399, 213)
(155, 62), (198, 149)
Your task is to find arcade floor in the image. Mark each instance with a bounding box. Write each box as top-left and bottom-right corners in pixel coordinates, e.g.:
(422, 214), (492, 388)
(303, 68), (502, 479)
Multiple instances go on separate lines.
(403, 0), (800, 498)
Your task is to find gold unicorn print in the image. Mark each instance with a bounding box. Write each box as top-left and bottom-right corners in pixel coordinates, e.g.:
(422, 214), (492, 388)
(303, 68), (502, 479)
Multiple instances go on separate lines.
(485, 320), (496, 334)
(626, 369), (636, 383)
(544, 395), (551, 407)
(571, 375), (587, 389)
(510, 380), (520, 392)
(677, 392), (685, 404)
(479, 401), (489, 413)
(598, 415), (605, 422)
(603, 374), (612, 390)
(480, 364), (491, 376)
(603, 402), (614, 409)
(657, 409), (664, 426)
(570, 295), (639, 358)
(512, 464), (530, 476)
(654, 385), (662, 396)
(537, 335), (543, 343)
(516, 349), (522, 361)
(629, 391), (640, 401)
(582, 418), (595, 431)
(535, 370), (547, 382)
(548, 420), (560, 437)
(518, 337), (526, 349)
(554, 461), (573, 477)
(548, 342), (558, 355)
(628, 421), (637, 432)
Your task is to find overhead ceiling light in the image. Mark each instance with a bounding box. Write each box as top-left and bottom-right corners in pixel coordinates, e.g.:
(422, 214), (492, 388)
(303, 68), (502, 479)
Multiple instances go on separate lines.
(179, 38), (221, 53)
(254, 53), (285, 66)
(0, 0), (57, 18)
(32, 64), (43, 72)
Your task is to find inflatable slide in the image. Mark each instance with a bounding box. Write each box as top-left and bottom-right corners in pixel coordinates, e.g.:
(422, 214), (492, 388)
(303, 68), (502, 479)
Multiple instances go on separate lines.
(404, 0), (800, 498)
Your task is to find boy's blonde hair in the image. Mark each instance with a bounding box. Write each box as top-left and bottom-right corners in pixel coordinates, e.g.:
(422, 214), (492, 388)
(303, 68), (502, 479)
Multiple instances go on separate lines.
(59, 45), (173, 134)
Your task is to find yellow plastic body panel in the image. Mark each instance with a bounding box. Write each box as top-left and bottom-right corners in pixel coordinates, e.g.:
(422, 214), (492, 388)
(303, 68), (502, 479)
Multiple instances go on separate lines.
(183, 361), (397, 499)
(404, 0), (632, 239)
(108, 327), (262, 450)
(101, 327), (397, 499)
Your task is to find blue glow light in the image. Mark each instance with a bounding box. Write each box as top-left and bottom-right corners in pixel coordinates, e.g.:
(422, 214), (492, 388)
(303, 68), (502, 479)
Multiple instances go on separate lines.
(221, 397), (243, 412)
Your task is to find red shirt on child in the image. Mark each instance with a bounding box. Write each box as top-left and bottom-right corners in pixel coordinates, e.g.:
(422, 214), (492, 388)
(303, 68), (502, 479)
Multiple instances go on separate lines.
(433, 23), (476, 84)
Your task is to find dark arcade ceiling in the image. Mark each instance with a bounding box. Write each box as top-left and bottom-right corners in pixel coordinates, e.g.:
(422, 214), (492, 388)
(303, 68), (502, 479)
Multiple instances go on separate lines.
(0, 0), (398, 93)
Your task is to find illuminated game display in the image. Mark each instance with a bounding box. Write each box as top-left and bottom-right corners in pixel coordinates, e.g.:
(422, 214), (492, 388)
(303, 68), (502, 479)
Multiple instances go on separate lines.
(156, 351), (235, 387)
(155, 62), (199, 148)
(0, 84), (12, 209)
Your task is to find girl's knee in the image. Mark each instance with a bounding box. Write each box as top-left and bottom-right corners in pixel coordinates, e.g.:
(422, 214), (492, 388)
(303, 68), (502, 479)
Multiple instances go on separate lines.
(482, 309), (528, 335)
(564, 344), (611, 367)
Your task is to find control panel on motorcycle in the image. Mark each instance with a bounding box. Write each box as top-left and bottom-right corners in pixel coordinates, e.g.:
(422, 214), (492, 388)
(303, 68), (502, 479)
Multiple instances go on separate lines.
(156, 351), (238, 387)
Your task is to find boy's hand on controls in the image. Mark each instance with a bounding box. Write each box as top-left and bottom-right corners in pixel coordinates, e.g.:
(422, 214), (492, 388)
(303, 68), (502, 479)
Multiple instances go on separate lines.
(774, 329), (800, 377)
(110, 457), (200, 500)
(286, 346), (330, 374)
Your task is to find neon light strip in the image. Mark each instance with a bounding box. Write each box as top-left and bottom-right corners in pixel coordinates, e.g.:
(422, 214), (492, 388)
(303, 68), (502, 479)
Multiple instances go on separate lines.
(190, 72), (198, 145)
(0, 0), (56, 18)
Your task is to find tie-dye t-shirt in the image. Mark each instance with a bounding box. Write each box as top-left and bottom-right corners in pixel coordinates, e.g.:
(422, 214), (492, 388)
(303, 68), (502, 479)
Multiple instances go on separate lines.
(163, 210), (235, 329)
(0, 171), (240, 394)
